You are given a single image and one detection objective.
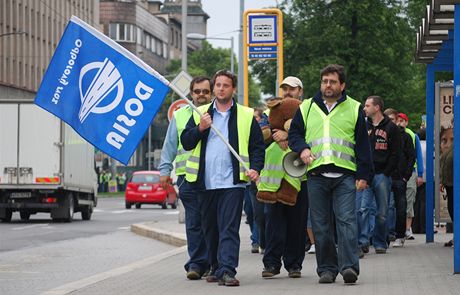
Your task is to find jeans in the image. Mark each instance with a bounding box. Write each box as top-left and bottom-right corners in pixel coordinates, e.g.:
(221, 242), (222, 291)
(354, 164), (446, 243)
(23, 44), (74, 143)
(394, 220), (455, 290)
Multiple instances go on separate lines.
(308, 174), (359, 276)
(263, 181), (308, 271)
(248, 182), (266, 249)
(356, 188), (376, 247)
(391, 179), (407, 239)
(199, 188), (245, 278)
(368, 174), (391, 249)
(178, 175), (209, 273)
(244, 186), (259, 246)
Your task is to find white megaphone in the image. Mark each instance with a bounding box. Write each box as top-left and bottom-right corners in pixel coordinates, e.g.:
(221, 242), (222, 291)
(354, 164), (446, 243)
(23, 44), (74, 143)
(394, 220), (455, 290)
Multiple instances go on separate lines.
(282, 151), (307, 178)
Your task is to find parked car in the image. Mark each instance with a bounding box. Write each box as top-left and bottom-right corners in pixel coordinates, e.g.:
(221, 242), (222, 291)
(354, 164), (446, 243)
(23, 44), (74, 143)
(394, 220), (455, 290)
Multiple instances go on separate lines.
(124, 171), (177, 209)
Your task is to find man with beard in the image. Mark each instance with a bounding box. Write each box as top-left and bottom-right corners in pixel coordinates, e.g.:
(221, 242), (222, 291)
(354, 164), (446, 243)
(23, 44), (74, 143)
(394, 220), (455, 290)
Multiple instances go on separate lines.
(288, 64), (372, 284)
(159, 76), (212, 280)
(261, 76), (308, 279)
(181, 70), (265, 287)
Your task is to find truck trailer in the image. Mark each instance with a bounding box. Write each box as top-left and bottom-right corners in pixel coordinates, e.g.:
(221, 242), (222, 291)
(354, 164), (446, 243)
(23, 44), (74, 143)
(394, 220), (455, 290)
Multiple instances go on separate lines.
(0, 101), (98, 222)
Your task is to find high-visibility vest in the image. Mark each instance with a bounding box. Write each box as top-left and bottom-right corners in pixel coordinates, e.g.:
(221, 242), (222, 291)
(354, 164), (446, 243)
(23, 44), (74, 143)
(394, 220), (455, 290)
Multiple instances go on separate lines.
(405, 127), (417, 169)
(174, 106), (193, 176)
(257, 142), (301, 192)
(300, 97), (360, 172)
(185, 103), (254, 183)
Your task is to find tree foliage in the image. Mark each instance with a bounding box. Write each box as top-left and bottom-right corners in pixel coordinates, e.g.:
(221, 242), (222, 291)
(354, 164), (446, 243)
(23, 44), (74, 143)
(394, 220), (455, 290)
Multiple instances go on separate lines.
(252, 0), (430, 129)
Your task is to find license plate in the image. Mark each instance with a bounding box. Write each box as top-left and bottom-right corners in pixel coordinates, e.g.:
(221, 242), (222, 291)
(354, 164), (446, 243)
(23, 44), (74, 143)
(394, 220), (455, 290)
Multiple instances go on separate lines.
(11, 192), (32, 199)
(138, 186), (152, 191)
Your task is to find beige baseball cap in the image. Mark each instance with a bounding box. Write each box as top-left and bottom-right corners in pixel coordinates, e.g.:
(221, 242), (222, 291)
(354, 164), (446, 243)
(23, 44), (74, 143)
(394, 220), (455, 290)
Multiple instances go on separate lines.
(280, 76), (303, 89)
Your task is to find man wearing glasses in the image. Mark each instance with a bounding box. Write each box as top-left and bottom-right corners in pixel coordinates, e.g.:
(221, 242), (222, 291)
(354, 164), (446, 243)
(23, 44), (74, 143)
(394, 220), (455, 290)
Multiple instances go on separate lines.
(288, 64), (372, 284)
(181, 70), (265, 287)
(159, 76), (212, 280)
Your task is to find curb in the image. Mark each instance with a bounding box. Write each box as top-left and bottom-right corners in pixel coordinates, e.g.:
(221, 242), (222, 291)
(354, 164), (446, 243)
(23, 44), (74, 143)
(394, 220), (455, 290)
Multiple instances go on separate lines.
(130, 223), (187, 247)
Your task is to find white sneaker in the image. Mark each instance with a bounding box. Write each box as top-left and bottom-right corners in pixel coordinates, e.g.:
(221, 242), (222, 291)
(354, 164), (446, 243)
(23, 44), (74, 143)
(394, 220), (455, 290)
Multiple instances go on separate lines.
(393, 238), (405, 248)
(308, 244), (316, 254)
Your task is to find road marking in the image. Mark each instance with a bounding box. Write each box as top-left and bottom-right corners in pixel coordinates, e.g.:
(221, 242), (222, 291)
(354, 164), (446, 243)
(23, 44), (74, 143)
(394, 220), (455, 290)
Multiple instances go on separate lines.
(117, 226), (130, 230)
(12, 224), (50, 231)
(163, 211), (179, 215)
(111, 210), (133, 214)
(39, 246), (187, 295)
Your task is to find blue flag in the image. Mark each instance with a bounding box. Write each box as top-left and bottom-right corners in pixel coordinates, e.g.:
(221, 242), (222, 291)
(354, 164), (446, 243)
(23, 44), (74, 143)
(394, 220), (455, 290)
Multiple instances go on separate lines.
(35, 16), (170, 165)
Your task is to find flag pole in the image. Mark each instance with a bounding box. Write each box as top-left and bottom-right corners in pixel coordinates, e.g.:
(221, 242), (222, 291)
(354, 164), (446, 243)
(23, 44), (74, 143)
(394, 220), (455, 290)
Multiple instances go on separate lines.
(168, 83), (250, 173)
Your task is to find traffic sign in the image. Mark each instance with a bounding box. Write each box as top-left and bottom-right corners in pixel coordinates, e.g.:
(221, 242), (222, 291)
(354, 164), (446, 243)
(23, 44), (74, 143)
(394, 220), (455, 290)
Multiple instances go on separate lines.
(249, 52), (277, 59)
(249, 15), (277, 44)
(167, 98), (190, 122)
(249, 46), (277, 53)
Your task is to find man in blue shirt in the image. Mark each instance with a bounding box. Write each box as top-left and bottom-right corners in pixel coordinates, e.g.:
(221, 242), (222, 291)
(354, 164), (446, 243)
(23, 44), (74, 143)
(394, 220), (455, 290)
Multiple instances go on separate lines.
(181, 70), (265, 287)
(159, 76), (212, 280)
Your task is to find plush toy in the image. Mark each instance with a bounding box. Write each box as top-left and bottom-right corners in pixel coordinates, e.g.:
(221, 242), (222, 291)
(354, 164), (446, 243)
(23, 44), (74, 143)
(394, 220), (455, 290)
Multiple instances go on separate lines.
(256, 97), (302, 206)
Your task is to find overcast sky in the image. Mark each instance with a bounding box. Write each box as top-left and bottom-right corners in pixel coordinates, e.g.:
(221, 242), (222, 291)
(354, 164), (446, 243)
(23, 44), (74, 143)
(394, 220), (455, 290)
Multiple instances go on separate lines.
(200, 0), (279, 59)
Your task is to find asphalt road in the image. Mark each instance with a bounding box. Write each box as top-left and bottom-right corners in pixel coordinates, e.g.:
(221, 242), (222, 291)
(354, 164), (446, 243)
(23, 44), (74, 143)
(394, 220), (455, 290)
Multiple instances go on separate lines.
(0, 196), (179, 295)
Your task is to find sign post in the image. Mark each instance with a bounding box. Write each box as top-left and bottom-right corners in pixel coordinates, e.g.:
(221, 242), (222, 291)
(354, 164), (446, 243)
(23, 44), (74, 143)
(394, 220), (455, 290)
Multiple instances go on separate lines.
(243, 9), (284, 106)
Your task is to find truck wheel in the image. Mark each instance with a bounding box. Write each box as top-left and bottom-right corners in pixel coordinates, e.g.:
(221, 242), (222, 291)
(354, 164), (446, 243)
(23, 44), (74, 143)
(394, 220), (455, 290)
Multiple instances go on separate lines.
(64, 193), (74, 223)
(81, 205), (93, 220)
(135, 203), (141, 209)
(125, 202), (132, 209)
(20, 211), (31, 221)
(1, 209), (12, 222)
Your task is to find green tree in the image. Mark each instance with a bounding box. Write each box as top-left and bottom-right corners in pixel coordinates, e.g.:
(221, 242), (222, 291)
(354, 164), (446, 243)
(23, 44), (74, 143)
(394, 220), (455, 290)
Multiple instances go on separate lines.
(252, 0), (427, 129)
(167, 41), (262, 106)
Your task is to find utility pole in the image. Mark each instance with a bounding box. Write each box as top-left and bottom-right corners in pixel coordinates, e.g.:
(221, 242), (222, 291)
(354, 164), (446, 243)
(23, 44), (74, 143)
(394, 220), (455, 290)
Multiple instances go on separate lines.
(238, 0), (244, 104)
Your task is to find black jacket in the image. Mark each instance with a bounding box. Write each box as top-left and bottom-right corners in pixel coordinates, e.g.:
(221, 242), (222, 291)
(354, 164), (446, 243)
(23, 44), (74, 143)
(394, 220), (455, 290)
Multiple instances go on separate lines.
(288, 91), (373, 181)
(180, 99), (265, 190)
(367, 115), (400, 176)
(392, 126), (416, 181)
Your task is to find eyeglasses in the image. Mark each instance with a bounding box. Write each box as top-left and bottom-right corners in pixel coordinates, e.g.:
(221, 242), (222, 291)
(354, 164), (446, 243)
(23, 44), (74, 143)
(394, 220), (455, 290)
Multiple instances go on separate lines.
(321, 79), (339, 86)
(192, 89), (211, 95)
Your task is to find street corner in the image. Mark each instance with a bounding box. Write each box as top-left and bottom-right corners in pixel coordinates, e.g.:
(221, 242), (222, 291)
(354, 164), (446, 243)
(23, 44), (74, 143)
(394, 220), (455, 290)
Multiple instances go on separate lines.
(131, 221), (187, 247)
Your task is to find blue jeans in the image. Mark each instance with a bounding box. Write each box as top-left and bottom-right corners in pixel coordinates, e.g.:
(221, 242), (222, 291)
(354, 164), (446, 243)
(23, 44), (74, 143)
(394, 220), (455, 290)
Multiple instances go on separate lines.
(178, 175), (209, 273)
(244, 186), (259, 246)
(199, 188), (245, 278)
(248, 182), (266, 249)
(387, 190), (396, 236)
(356, 188), (376, 247)
(365, 174), (391, 249)
(308, 174), (359, 276)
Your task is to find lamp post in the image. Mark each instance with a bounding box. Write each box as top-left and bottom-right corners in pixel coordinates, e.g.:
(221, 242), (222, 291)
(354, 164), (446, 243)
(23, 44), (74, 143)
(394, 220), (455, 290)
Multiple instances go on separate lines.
(187, 33), (234, 73)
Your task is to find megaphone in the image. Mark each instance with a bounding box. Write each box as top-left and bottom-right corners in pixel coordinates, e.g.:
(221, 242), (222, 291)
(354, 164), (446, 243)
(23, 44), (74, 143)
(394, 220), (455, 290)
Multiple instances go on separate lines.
(282, 151), (307, 178)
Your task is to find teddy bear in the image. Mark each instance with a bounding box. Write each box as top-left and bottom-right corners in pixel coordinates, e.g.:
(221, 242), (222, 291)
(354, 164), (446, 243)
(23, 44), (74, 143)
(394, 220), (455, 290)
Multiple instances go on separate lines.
(256, 97), (302, 206)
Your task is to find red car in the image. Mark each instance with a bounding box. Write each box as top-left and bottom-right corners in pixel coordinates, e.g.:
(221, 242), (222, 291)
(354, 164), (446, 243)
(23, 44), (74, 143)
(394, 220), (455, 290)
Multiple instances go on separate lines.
(125, 171), (177, 209)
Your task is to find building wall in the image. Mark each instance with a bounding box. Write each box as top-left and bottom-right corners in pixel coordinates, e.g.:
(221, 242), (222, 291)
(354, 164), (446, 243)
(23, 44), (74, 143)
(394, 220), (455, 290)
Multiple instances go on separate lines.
(0, 0), (99, 93)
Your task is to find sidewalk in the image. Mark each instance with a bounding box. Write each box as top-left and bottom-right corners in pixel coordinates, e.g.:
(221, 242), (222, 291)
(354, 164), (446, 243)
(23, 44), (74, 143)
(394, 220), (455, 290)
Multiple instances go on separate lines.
(42, 219), (459, 295)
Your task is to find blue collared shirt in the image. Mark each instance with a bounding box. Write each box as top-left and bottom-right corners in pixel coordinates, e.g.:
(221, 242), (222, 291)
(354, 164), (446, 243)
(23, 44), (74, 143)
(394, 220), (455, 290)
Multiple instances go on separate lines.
(158, 116), (178, 177)
(204, 100), (246, 190)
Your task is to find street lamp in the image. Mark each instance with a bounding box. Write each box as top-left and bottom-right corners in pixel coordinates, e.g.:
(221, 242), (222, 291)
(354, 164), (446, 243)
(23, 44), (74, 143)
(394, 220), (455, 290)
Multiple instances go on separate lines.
(187, 33), (234, 73)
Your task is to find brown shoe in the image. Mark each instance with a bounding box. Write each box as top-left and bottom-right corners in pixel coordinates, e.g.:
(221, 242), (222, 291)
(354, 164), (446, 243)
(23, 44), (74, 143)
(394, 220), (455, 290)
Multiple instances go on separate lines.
(218, 273), (240, 287)
(206, 274), (218, 283)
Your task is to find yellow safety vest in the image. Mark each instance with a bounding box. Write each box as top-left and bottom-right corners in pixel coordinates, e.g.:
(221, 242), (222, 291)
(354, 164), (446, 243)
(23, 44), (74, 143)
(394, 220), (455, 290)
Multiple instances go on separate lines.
(185, 103), (254, 183)
(300, 97), (360, 172)
(174, 106), (193, 176)
(405, 127), (417, 170)
(257, 142), (301, 192)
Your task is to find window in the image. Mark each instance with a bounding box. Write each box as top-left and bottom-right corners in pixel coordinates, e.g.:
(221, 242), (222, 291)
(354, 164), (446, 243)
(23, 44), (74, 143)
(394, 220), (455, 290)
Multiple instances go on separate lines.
(137, 27), (142, 45)
(163, 43), (168, 59)
(109, 23), (136, 42)
(145, 34), (151, 50)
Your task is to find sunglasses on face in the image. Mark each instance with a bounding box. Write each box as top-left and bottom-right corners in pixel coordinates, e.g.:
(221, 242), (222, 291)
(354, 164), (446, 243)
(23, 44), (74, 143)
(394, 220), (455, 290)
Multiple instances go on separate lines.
(192, 89), (211, 95)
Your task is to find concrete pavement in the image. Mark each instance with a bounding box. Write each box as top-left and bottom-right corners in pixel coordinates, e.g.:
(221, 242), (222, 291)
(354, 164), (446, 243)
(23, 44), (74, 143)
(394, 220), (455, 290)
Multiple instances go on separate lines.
(40, 218), (459, 295)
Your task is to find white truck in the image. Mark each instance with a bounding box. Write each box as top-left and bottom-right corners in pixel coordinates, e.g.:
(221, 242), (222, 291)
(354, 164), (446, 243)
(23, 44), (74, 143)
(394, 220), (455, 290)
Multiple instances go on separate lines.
(0, 101), (98, 222)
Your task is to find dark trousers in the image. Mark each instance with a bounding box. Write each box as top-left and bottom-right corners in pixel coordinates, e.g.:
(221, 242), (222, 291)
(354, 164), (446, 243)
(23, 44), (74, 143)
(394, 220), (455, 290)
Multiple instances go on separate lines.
(391, 179), (408, 239)
(248, 182), (266, 249)
(263, 181), (308, 271)
(178, 175), (209, 273)
(199, 188), (245, 278)
(413, 183), (426, 233)
(446, 186), (454, 222)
